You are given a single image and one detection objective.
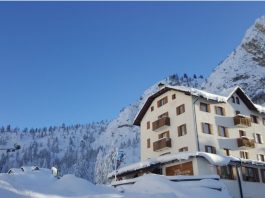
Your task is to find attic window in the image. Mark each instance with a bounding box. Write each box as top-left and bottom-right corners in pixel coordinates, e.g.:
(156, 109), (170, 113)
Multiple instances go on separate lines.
(250, 115), (259, 124)
(236, 97), (240, 104)
(172, 94), (176, 100)
(157, 96), (168, 108)
(231, 96), (235, 103)
(200, 102), (210, 112)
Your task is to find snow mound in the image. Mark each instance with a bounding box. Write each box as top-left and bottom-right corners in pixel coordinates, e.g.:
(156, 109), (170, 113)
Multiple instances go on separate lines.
(119, 174), (231, 198)
(0, 166), (232, 198)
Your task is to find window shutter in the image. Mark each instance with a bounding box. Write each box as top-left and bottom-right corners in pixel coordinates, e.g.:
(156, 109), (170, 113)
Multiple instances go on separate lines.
(222, 107), (226, 116)
(201, 123), (204, 133)
(210, 124), (213, 134)
(253, 133), (258, 143)
(165, 96), (168, 103)
(214, 106), (217, 114)
(258, 154), (261, 161)
(225, 128), (229, 137)
(178, 126), (181, 136)
(213, 146), (217, 154)
(208, 104), (211, 113)
(261, 135), (264, 144)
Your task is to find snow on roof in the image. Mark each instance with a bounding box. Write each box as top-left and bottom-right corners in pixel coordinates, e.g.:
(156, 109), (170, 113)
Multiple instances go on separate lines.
(167, 85), (227, 102)
(134, 85), (265, 125)
(108, 152), (238, 178)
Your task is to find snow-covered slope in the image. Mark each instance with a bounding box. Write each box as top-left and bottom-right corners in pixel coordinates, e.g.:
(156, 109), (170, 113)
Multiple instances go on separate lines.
(0, 167), (231, 198)
(0, 74), (204, 184)
(203, 16), (265, 104)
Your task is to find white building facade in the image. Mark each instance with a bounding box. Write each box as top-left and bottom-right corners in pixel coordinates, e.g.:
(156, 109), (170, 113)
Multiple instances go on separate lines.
(130, 85), (265, 198)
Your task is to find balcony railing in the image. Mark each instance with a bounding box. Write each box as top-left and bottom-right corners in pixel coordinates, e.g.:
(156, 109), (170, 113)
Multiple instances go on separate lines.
(152, 117), (170, 131)
(237, 137), (255, 148)
(153, 138), (172, 151)
(234, 115), (251, 127)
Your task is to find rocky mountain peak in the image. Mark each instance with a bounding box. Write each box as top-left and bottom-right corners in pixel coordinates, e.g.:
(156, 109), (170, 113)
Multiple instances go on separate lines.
(202, 16), (265, 104)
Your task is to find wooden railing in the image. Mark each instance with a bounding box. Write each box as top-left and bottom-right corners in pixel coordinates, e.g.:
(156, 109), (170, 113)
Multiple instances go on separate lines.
(153, 138), (172, 151)
(234, 115), (251, 127)
(237, 137), (255, 148)
(152, 117), (170, 131)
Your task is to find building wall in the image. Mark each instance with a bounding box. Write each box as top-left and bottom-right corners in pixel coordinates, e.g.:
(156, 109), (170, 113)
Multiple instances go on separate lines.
(195, 92), (265, 161)
(140, 90), (198, 160)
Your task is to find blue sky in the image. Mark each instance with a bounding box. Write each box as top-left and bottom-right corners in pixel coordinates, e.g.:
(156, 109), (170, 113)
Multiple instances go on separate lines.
(0, 2), (265, 128)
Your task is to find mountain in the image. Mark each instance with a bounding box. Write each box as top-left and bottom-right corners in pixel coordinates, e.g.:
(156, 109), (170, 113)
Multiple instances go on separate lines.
(1, 15), (265, 185)
(0, 74), (204, 184)
(202, 16), (265, 104)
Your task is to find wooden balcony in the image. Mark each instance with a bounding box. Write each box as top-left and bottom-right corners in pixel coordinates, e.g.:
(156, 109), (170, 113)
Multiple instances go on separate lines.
(153, 138), (172, 151)
(234, 115), (251, 127)
(152, 117), (170, 131)
(237, 137), (255, 149)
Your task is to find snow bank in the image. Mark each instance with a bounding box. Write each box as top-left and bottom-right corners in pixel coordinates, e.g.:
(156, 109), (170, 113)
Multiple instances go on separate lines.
(119, 174), (231, 198)
(0, 166), (232, 198)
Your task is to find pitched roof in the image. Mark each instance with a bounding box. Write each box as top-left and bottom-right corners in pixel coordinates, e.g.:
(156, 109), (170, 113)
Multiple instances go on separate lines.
(133, 85), (265, 126)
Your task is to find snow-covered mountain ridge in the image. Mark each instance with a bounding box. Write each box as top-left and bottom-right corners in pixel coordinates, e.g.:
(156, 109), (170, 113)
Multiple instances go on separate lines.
(202, 16), (265, 105)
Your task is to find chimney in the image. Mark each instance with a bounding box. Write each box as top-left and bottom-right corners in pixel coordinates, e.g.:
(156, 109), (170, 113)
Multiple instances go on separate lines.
(158, 83), (166, 90)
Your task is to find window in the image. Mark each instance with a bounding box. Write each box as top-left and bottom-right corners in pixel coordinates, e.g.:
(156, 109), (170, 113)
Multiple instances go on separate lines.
(216, 165), (235, 180)
(172, 94), (176, 100)
(240, 151), (249, 159)
(261, 169), (265, 183)
(241, 166), (260, 182)
(254, 133), (263, 144)
(250, 114), (259, 124)
(231, 96), (235, 103)
(151, 106), (154, 112)
(178, 124), (187, 137)
(157, 96), (168, 107)
(200, 102), (210, 112)
(239, 130), (246, 137)
(223, 148), (230, 156)
(205, 145), (216, 154)
(215, 106), (225, 116)
(218, 126), (228, 137)
(176, 104), (185, 115)
(158, 131), (169, 139)
(235, 110), (240, 115)
(158, 112), (169, 119)
(236, 97), (240, 104)
(147, 121), (150, 130)
(147, 139), (150, 148)
(201, 123), (212, 134)
(179, 147), (188, 152)
(257, 154), (265, 162)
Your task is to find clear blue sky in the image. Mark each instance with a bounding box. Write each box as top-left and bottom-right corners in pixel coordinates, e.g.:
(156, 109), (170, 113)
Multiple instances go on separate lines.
(0, 2), (264, 129)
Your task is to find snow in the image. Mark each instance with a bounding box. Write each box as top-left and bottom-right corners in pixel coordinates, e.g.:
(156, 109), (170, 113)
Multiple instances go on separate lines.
(202, 15), (265, 105)
(0, 167), (231, 198)
(108, 152), (239, 178)
(117, 174), (231, 198)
